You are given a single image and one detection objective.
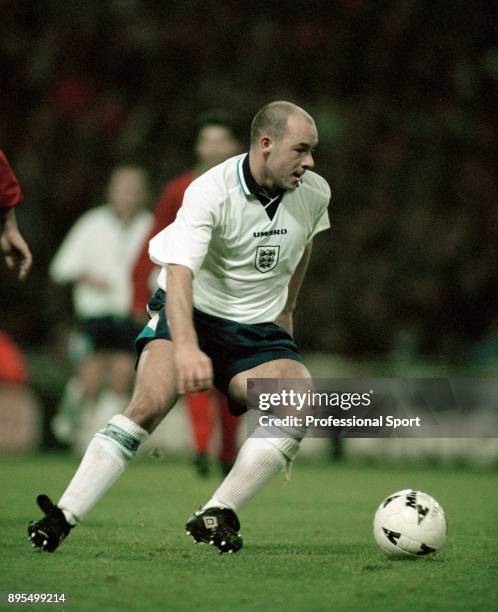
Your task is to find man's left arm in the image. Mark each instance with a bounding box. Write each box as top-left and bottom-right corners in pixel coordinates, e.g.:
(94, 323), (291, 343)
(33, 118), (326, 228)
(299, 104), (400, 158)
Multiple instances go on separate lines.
(273, 240), (313, 336)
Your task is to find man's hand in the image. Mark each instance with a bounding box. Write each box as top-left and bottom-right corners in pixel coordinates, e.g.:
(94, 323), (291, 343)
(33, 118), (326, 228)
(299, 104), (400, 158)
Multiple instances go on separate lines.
(174, 343), (213, 394)
(1, 210), (32, 280)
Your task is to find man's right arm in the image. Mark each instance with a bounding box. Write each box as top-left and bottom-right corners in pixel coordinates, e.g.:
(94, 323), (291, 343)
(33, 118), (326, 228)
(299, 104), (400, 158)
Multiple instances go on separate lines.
(166, 263), (213, 394)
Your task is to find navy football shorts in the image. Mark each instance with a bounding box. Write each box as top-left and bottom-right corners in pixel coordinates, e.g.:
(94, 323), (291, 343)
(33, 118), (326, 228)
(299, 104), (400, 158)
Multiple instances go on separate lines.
(135, 289), (303, 415)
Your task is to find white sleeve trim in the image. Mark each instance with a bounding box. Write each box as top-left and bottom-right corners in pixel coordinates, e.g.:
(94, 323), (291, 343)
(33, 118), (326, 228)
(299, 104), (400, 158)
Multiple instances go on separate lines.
(149, 254), (197, 274)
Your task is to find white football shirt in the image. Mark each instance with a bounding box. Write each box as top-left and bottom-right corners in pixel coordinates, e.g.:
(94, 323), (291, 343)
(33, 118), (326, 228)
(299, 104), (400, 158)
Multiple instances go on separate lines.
(149, 153), (330, 324)
(50, 206), (152, 317)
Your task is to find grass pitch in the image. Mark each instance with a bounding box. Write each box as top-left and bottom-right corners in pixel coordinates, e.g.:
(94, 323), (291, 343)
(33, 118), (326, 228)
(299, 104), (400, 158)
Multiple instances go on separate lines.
(0, 453), (496, 611)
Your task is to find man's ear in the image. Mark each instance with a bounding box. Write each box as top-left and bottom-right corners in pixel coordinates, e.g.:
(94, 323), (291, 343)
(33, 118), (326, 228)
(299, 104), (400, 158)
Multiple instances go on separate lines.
(260, 136), (272, 154)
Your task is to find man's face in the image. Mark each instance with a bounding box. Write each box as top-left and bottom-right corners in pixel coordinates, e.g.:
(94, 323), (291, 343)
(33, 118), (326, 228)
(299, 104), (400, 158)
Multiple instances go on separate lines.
(195, 125), (240, 169)
(107, 168), (148, 220)
(263, 114), (318, 191)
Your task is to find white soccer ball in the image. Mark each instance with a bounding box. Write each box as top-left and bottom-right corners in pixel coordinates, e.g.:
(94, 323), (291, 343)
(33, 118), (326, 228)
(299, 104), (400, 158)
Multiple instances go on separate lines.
(373, 489), (447, 558)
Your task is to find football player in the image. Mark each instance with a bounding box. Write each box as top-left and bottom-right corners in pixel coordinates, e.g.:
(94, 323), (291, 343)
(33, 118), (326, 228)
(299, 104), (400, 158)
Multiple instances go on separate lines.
(28, 101), (330, 554)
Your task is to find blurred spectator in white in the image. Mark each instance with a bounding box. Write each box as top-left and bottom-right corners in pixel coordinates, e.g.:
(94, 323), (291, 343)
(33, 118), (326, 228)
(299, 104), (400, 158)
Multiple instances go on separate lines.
(50, 165), (152, 451)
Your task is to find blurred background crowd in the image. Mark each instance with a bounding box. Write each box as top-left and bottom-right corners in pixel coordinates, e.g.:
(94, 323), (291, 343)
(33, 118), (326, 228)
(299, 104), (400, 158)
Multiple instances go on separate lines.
(0, 1), (497, 453)
(2, 0), (497, 357)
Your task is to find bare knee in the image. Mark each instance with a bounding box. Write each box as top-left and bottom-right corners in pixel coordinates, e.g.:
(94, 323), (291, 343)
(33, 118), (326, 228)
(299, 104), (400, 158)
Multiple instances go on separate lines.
(228, 359), (311, 406)
(123, 340), (178, 433)
(123, 385), (175, 433)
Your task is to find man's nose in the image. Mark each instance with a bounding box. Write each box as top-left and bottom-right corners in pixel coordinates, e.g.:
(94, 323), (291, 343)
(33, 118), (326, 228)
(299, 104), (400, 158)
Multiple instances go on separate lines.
(303, 152), (315, 169)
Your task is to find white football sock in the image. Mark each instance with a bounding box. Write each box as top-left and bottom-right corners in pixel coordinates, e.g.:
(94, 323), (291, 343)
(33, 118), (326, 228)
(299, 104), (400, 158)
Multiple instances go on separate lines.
(58, 414), (148, 524)
(202, 425), (304, 512)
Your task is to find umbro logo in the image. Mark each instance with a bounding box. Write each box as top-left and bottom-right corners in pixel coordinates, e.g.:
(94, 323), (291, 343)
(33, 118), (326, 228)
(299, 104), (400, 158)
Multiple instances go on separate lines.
(253, 229), (288, 237)
(202, 516), (218, 529)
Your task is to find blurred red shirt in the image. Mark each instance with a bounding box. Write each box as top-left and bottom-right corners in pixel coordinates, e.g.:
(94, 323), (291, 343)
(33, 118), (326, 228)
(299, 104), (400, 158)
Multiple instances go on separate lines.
(132, 171), (194, 315)
(0, 151), (23, 209)
(0, 331), (28, 385)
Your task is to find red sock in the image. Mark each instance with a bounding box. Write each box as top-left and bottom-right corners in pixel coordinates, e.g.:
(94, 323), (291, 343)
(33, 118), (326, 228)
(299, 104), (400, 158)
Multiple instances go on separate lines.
(216, 391), (240, 462)
(186, 392), (213, 454)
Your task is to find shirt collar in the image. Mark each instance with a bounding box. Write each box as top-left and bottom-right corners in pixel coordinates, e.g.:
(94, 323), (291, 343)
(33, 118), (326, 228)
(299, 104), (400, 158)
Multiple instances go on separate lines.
(237, 153), (284, 199)
(237, 154), (287, 221)
(241, 153), (260, 196)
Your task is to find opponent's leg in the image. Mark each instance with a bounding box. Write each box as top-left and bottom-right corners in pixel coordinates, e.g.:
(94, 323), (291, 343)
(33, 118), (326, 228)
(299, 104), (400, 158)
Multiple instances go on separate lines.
(28, 340), (177, 552)
(217, 391), (239, 475)
(187, 391), (214, 476)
